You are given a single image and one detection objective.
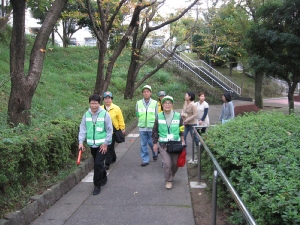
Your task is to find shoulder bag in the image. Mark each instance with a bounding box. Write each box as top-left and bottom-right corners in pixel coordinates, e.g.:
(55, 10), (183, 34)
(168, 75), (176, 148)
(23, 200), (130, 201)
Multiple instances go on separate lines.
(166, 141), (186, 153)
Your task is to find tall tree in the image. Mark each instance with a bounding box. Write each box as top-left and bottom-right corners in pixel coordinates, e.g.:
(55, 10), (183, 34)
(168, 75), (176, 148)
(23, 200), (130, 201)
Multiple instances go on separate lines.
(86, 0), (155, 97)
(246, 0), (300, 113)
(124, 0), (199, 99)
(238, 0), (270, 108)
(8, 0), (68, 126)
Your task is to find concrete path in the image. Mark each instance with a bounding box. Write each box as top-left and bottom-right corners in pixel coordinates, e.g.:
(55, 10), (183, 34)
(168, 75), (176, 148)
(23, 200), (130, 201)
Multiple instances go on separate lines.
(31, 125), (195, 225)
(29, 97), (300, 225)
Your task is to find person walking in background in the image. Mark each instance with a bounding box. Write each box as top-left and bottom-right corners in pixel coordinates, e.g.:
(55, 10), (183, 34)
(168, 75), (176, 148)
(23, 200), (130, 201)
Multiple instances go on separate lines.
(181, 91), (199, 149)
(157, 91), (166, 113)
(219, 91), (235, 124)
(101, 91), (125, 170)
(195, 92), (210, 134)
(152, 95), (185, 190)
(78, 94), (113, 195)
(136, 85), (158, 166)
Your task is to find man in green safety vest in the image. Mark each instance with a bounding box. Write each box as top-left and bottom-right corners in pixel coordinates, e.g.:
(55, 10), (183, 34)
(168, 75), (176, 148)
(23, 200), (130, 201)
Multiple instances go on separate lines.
(78, 94), (113, 195)
(136, 85), (158, 166)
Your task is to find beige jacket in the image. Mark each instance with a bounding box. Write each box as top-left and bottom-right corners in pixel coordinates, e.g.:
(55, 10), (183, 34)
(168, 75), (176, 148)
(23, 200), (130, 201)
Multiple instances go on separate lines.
(181, 101), (198, 125)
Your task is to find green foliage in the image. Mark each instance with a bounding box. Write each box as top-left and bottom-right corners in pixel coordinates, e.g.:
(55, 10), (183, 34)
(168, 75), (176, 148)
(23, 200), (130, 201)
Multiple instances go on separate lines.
(203, 112), (300, 224)
(0, 119), (79, 189)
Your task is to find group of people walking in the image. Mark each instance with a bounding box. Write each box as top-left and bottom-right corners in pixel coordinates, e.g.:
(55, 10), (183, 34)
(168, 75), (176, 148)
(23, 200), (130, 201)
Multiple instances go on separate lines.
(78, 85), (235, 195)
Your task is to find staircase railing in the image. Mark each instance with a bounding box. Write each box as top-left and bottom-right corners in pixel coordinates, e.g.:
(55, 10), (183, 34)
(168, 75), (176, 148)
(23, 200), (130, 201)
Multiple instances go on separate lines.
(178, 53), (241, 96)
(157, 49), (230, 91)
(156, 50), (213, 88)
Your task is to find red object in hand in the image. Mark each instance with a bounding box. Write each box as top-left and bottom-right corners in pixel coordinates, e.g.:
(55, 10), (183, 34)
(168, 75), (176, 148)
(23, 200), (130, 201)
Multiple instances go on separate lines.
(76, 148), (82, 165)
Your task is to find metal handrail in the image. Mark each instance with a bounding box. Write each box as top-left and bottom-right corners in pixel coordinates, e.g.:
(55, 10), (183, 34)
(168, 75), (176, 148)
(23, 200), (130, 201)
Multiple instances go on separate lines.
(157, 49), (230, 91)
(179, 53), (241, 96)
(156, 50), (214, 88)
(193, 127), (257, 225)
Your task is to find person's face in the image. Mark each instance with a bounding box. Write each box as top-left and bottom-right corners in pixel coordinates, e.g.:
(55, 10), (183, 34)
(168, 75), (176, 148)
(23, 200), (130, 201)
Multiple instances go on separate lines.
(199, 94), (205, 102)
(143, 89), (151, 100)
(222, 95), (226, 102)
(89, 100), (100, 113)
(159, 95), (165, 101)
(185, 93), (190, 101)
(163, 100), (173, 112)
(104, 96), (112, 106)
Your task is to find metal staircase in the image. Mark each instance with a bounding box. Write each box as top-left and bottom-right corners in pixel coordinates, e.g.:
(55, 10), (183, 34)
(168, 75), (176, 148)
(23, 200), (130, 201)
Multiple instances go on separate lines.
(157, 48), (241, 96)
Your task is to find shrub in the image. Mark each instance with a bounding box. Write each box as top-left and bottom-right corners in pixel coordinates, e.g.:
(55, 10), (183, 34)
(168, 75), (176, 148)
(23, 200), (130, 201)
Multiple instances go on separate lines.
(203, 112), (300, 224)
(0, 118), (79, 192)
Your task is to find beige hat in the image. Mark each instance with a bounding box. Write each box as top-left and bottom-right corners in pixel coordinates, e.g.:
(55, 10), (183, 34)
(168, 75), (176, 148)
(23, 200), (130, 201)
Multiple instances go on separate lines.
(162, 95), (174, 104)
(142, 85), (152, 92)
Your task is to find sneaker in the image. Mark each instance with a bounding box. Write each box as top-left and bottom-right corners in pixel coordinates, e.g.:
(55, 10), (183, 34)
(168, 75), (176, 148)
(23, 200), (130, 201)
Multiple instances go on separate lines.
(153, 155), (158, 161)
(165, 182), (172, 190)
(93, 186), (101, 195)
(141, 162), (149, 167)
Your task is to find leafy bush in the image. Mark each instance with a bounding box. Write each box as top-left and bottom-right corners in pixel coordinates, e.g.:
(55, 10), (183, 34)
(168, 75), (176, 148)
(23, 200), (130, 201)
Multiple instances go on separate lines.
(203, 112), (300, 224)
(0, 118), (79, 192)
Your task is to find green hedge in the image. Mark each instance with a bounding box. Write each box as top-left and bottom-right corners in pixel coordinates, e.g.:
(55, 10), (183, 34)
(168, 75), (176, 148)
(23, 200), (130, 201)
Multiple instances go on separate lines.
(203, 111), (300, 225)
(0, 118), (79, 192)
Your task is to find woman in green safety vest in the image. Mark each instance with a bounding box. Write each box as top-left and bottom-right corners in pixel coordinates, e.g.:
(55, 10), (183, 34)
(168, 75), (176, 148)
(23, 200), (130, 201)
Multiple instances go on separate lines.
(152, 95), (185, 190)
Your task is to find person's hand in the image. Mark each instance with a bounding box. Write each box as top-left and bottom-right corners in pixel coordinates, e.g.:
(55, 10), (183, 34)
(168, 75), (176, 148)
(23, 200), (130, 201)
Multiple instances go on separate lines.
(153, 143), (158, 152)
(78, 144), (85, 152)
(99, 144), (107, 154)
(181, 141), (186, 146)
(199, 120), (203, 125)
(122, 129), (125, 134)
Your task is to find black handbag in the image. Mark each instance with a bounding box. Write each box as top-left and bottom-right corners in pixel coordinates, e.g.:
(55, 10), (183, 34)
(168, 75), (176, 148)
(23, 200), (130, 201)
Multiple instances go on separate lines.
(114, 129), (125, 143)
(166, 141), (186, 153)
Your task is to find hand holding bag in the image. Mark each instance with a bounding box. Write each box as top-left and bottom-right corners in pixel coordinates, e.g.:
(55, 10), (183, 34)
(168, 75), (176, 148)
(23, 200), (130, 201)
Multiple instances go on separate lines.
(114, 129), (125, 143)
(166, 141), (186, 153)
(177, 148), (186, 167)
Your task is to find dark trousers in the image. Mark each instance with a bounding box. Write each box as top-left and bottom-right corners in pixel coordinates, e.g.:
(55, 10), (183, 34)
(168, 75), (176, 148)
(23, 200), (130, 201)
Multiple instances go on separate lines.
(106, 133), (116, 165)
(90, 147), (107, 187)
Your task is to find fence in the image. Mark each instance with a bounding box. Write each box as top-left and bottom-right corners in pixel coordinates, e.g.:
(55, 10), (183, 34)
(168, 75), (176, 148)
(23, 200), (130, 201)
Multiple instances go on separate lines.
(192, 126), (257, 225)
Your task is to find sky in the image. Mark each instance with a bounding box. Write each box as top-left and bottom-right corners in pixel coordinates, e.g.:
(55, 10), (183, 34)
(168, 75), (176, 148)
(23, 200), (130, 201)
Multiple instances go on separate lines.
(158, 0), (221, 19)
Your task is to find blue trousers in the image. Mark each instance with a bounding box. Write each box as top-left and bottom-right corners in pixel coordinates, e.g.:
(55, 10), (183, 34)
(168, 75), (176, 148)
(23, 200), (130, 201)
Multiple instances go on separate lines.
(183, 124), (199, 148)
(139, 131), (157, 163)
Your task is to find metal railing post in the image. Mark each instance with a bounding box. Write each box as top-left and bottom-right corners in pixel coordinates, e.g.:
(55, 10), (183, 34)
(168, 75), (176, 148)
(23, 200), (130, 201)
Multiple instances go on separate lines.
(192, 129), (195, 161)
(212, 166), (218, 225)
(197, 142), (202, 183)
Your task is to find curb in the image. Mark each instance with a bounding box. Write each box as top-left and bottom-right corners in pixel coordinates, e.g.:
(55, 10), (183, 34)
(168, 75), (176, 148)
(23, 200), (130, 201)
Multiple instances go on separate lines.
(0, 119), (138, 225)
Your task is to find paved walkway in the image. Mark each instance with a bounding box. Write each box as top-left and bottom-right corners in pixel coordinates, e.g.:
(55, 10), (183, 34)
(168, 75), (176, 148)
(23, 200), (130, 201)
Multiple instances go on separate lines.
(29, 97), (300, 225)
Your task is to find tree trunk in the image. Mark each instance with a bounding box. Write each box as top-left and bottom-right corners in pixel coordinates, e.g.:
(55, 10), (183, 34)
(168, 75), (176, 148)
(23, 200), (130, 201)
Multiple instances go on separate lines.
(254, 71), (264, 109)
(63, 21), (67, 47)
(229, 63), (233, 76)
(287, 86), (295, 114)
(52, 30), (55, 45)
(124, 49), (140, 99)
(8, 0), (68, 126)
(8, 0), (29, 126)
(286, 77), (299, 114)
(94, 39), (108, 96)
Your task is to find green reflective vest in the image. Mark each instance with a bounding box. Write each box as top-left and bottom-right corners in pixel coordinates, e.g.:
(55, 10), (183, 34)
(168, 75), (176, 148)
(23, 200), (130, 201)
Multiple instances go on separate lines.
(158, 112), (181, 142)
(137, 99), (157, 128)
(85, 110), (107, 146)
